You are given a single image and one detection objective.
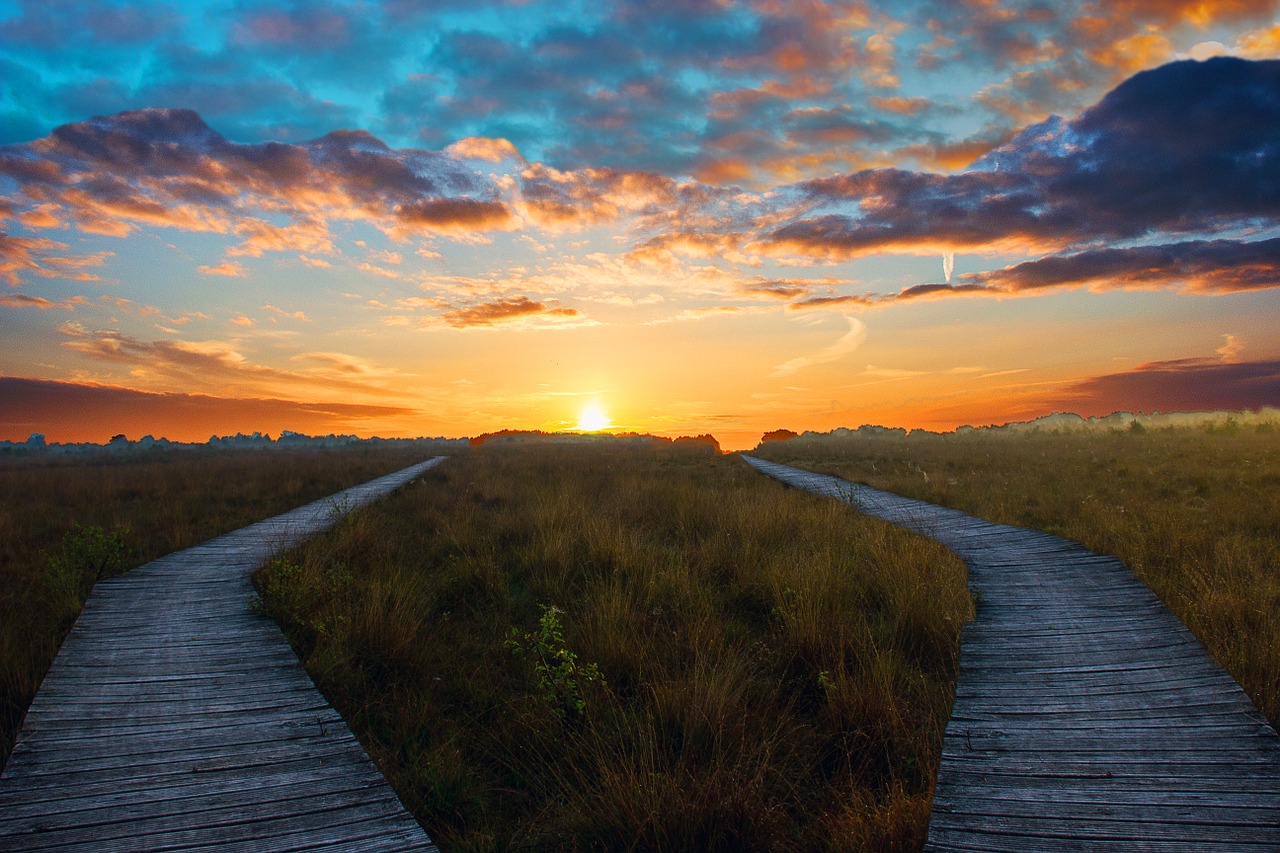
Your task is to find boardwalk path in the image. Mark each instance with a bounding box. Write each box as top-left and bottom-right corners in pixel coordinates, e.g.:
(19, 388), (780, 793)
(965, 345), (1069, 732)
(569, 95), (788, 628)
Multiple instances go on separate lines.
(0, 459), (445, 852)
(742, 456), (1280, 852)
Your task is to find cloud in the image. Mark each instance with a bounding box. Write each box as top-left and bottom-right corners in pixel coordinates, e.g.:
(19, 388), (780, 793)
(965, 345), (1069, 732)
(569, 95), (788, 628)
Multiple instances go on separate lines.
(0, 376), (416, 444)
(439, 295), (581, 329)
(395, 198), (515, 234)
(261, 304), (310, 322)
(764, 58), (1280, 262)
(772, 316), (867, 377)
(4, 57), (1280, 316)
(0, 234), (113, 285)
(1049, 356), (1280, 416)
(445, 136), (524, 163)
(518, 164), (677, 229)
(1, 108), (518, 260)
(787, 293), (877, 311)
(966, 238), (1280, 295)
(0, 292), (87, 310)
(735, 278), (815, 300)
(55, 322), (399, 400)
(1216, 334), (1245, 362)
(197, 261), (246, 277)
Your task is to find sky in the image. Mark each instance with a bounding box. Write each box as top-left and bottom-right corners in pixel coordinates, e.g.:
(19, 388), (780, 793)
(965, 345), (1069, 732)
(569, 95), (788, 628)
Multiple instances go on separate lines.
(2, 0), (1280, 450)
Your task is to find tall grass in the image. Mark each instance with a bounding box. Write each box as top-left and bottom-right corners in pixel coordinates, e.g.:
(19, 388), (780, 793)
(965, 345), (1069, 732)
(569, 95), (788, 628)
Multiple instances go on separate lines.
(254, 444), (972, 851)
(0, 446), (438, 771)
(754, 423), (1280, 727)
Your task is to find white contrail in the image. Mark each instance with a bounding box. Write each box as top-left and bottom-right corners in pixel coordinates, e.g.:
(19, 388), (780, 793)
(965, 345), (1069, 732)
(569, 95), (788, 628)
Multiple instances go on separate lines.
(943, 252), (955, 284)
(772, 316), (867, 377)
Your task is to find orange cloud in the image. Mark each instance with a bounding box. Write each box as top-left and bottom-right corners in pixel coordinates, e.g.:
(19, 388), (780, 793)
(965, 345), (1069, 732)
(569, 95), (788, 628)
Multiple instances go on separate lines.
(197, 261), (245, 277)
(869, 95), (932, 115)
(1238, 23), (1280, 56)
(518, 164), (677, 228)
(439, 295), (580, 329)
(0, 293), (86, 310)
(445, 136), (524, 163)
(0, 234), (112, 285)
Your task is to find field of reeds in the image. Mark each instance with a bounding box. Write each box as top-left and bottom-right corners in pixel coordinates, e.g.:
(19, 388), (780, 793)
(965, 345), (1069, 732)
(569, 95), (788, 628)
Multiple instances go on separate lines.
(753, 420), (1280, 727)
(0, 445), (437, 771)
(252, 444), (972, 851)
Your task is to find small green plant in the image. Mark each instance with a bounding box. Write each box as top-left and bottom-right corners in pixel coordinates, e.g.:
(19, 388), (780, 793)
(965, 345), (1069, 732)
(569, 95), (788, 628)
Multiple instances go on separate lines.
(817, 669), (836, 697)
(58, 524), (131, 579)
(326, 494), (355, 522)
(507, 603), (605, 720)
(42, 525), (132, 616)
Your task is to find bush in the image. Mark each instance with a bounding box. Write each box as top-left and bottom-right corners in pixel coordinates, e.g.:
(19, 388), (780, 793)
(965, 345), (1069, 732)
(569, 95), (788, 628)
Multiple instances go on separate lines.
(42, 525), (132, 623)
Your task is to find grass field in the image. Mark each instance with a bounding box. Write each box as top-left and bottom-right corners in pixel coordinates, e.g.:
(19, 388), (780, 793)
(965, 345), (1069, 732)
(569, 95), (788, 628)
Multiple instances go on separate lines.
(753, 421), (1280, 728)
(253, 444), (972, 851)
(0, 445), (438, 771)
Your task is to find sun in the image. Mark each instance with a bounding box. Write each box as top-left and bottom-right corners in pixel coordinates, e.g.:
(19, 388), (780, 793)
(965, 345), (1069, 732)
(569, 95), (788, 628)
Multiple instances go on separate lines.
(575, 402), (611, 432)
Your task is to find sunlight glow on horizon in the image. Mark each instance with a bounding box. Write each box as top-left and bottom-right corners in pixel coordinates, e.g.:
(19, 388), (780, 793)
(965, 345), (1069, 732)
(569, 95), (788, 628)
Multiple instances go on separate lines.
(574, 402), (612, 433)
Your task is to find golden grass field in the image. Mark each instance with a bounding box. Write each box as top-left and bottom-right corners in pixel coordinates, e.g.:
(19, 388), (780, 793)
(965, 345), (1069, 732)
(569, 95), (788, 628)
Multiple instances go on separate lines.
(252, 444), (970, 851)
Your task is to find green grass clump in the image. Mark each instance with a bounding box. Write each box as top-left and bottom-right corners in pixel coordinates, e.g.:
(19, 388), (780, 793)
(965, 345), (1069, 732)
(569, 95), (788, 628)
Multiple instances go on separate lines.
(0, 445), (439, 771)
(254, 444), (972, 851)
(754, 423), (1280, 726)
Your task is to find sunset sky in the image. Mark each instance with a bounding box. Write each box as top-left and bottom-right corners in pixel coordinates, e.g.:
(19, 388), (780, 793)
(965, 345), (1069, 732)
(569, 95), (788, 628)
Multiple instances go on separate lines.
(3, 1), (1279, 449)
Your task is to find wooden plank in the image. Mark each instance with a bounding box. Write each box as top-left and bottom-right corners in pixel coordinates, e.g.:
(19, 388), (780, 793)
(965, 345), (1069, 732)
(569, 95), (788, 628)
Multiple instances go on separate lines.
(741, 455), (1280, 852)
(0, 458), (445, 852)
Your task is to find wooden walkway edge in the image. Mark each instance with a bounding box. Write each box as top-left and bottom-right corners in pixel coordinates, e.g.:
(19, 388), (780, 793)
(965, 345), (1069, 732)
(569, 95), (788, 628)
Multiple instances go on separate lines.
(0, 458), (446, 852)
(742, 455), (1280, 852)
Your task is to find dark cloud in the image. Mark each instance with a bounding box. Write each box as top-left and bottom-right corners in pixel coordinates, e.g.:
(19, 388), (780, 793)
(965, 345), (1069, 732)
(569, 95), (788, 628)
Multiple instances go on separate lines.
(893, 282), (993, 301)
(788, 293), (876, 311)
(766, 59), (1280, 259)
(229, 2), (357, 49)
(0, 376), (415, 443)
(1049, 357), (1280, 417)
(440, 296), (579, 328)
(0, 0), (182, 48)
(971, 238), (1280, 294)
(917, 1), (1065, 72)
(395, 198), (515, 233)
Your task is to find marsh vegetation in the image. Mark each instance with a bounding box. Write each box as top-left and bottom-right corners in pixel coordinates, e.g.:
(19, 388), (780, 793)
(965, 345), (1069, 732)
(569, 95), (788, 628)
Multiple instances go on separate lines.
(253, 445), (972, 851)
(754, 422), (1280, 727)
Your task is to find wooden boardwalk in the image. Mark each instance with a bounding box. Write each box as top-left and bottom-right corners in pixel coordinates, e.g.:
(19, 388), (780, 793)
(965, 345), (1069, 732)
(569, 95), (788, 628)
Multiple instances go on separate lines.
(742, 456), (1280, 852)
(0, 459), (445, 852)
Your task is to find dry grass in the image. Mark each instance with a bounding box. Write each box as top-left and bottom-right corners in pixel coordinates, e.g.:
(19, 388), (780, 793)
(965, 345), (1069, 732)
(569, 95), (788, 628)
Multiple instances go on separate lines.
(754, 422), (1280, 726)
(254, 444), (973, 851)
(0, 445), (438, 770)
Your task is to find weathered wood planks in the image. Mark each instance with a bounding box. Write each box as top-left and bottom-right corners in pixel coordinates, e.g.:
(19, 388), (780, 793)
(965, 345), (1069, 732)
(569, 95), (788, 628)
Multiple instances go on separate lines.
(0, 458), (446, 852)
(742, 455), (1280, 852)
